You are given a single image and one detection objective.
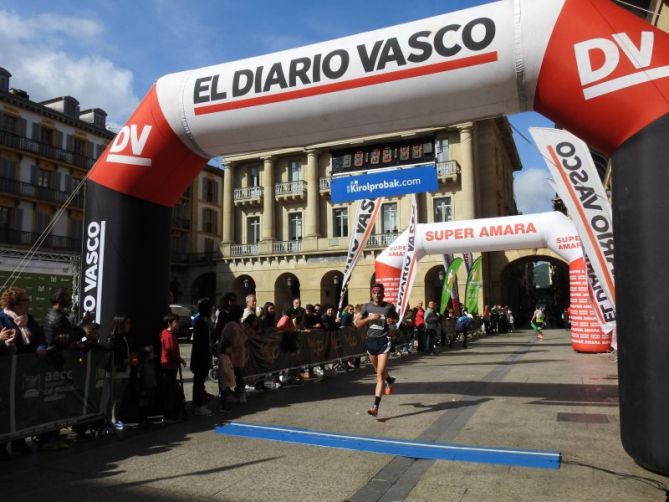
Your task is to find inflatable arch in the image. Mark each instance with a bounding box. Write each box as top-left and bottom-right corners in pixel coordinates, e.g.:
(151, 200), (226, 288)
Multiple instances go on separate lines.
(83, 0), (669, 473)
(374, 212), (611, 352)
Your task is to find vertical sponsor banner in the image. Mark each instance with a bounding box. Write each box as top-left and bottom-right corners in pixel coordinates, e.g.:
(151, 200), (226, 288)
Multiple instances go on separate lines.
(464, 256), (483, 314)
(337, 198), (382, 312)
(568, 257), (610, 352)
(439, 256), (464, 315)
(585, 255), (616, 338)
(396, 194), (418, 321)
(529, 128), (615, 320)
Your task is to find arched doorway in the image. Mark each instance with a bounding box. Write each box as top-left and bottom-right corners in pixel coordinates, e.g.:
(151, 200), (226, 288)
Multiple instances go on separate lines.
(233, 274), (255, 301)
(190, 272), (216, 304)
(501, 256), (569, 329)
(320, 271), (344, 308)
(275, 273), (300, 312)
(424, 265), (445, 307)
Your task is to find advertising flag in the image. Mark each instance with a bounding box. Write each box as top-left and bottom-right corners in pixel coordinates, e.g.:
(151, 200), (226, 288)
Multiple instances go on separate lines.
(464, 256), (483, 314)
(396, 194), (418, 321)
(529, 128), (615, 324)
(440, 256), (464, 314)
(337, 198), (382, 312)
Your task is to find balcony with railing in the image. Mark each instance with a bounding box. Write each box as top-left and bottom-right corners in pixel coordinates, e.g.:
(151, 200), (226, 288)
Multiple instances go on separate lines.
(436, 160), (461, 182)
(275, 180), (306, 201)
(230, 243), (259, 257)
(0, 177), (84, 208)
(190, 252), (219, 264)
(0, 128), (97, 169)
(0, 227), (81, 252)
(319, 177), (331, 193)
(272, 240), (302, 253)
(233, 186), (263, 206)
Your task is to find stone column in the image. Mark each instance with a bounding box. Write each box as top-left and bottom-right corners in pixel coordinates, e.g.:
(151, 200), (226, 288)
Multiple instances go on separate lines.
(305, 149), (320, 238)
(222, 162), (234, 243)
(261, 156), (275, 241)
(458, 123), (476, 220)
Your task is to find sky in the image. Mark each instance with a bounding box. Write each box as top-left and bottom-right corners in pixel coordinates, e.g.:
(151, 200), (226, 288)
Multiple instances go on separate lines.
(0, 0), (557, 213)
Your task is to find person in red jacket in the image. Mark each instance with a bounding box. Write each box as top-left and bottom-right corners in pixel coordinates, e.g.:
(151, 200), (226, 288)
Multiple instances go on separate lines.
(160, 313), (186, 421)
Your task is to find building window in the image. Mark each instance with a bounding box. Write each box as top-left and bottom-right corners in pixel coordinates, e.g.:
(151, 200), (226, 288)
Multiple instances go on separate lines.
(249, 164), (260, 187)
(289, 160), (302, 182)
(70, 218), (83, 242)
(333, 207), (348, 237)
(288, 212), (302, 241)
(202, 208), (218, 233)
(436, 138), (449, 162)
(247, 216), (260, 244)
(202, 178), (218, 203)
(36, 210), (50, 234)
(381, 203), (398, 234)
(73, 137), (86, 155)
(1, 115), (17, 133)
(40, 127), (54, 146)
(0, 206), (10, 227)
(37, 169), (50, 188)
(0, 158), (16, 179)
(433, 196), (453, 223)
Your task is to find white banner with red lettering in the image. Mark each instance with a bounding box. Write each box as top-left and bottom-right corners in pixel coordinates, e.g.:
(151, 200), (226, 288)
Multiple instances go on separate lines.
(529, 128), (615, 336)
(395, 194), (418, 321)
(337, 198), (382, 312)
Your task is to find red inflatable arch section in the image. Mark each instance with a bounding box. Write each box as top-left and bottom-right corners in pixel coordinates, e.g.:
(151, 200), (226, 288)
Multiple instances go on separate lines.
(82, 0), (669, 473)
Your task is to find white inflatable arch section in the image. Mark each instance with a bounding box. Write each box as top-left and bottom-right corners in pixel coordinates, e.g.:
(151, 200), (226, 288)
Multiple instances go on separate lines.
(375, 211), (606, 351)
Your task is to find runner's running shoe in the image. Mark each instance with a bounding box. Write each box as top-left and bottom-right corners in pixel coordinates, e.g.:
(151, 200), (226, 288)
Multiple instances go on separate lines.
(367, 405), (379, 417)
(384, 376), (396, 395)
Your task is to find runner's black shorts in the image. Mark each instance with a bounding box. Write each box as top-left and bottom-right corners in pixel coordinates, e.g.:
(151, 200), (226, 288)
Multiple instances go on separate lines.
(365, 335), (391, 356)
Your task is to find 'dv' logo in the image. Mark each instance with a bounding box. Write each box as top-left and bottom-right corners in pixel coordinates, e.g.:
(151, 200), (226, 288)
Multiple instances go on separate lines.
(106, 124), (153, 166)
(574, 31), (669, 100)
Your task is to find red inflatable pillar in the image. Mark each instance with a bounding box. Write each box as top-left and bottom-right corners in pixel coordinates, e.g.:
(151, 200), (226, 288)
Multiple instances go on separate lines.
(568, 257), (611, 352)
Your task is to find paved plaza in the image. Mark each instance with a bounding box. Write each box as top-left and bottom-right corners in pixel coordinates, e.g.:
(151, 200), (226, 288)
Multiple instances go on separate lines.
(2, 329), (668, 501)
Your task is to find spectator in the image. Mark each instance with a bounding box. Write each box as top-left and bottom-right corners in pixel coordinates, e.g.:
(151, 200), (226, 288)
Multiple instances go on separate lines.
(423, 300), (440, 354)
(337, 304), (355, 327)
(321, 306), (338, 330)
(213, 293), (237, 352)
(276, 304), (296, 331)
(259, 302), (276, 330)
(109, 315), (141, 424)
(190, 299), (213, 416)
(288, 298), (305, 329)
(241, 294), (257, 324)
(0, 287), (45, 455)
(0, 287), (45, 355)
(43, 287), (81, 350)
(413, 301), (426, 352)
(217, 339), (237, 411)
(160, 313), (186, 421)
(221, 304), (247, 403)
(303, 304), (322, 330)
(40, 287), (82, 450)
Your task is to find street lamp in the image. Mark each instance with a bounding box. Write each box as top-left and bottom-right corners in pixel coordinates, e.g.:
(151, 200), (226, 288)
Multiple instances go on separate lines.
(333, 275), (340, 286)
(438, 270), (445, 283)
(243, 278), (250, 289)
(286, 276), (293, 288)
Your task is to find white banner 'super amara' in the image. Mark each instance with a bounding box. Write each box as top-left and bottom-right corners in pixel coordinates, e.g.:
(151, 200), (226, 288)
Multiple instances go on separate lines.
(83, 0), (669, 475)
(529, 128), (615, 318)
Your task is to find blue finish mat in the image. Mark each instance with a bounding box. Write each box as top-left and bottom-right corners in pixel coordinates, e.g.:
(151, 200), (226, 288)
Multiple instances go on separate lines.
(215, 422), (561, 470)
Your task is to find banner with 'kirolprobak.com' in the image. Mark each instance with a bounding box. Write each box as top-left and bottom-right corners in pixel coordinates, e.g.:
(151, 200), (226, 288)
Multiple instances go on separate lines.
(331, 165), (438, 203)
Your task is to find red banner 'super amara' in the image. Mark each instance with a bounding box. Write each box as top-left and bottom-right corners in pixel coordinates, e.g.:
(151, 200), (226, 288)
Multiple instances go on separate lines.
(84, 0), (669, 474)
